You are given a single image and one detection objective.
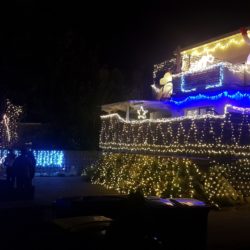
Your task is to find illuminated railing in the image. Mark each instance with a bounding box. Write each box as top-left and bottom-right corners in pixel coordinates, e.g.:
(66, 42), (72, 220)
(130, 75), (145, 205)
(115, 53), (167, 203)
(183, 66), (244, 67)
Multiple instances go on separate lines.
(100, 111), (250, 157)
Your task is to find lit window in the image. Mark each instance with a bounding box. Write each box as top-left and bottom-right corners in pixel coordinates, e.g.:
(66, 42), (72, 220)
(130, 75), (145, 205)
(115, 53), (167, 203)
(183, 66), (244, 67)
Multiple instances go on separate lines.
(185, 106), (215, 116)
(186, 109), (199, 116)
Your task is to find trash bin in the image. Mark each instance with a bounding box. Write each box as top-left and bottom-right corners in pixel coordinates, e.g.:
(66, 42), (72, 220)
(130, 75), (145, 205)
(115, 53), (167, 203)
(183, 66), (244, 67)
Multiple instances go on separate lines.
(145, 197), (210, 250)
(53, 195), (210, 250)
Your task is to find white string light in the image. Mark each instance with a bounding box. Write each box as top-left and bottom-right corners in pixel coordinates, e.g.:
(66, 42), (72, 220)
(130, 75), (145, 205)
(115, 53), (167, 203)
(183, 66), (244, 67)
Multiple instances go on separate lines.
(137, 106), (148, 120)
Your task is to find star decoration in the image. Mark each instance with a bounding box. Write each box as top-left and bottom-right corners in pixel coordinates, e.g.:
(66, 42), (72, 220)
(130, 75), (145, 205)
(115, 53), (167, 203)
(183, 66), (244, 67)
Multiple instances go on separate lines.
(137, 106), (148, 120)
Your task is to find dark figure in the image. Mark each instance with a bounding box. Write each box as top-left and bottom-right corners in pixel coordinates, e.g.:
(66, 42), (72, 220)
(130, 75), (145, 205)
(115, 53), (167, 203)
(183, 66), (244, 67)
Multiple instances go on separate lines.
(27, 150), (36, 180)
(3, 149), (16, 187)
(13, 148), (33, 191)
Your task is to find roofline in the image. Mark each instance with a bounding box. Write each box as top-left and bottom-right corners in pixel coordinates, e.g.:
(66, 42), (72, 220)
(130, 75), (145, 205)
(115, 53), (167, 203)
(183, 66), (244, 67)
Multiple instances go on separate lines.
(101, 100), (150, 108)
(180, 26), (250, 53)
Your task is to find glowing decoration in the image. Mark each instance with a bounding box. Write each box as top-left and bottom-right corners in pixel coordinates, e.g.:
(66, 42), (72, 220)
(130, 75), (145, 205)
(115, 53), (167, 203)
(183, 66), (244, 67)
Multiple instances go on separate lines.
(0, 149), (65, 168)
(181, 32), (248, 57)
(241, 27), (250, 64)
(101, 104), (249, 123)
(137, 106), (148, 120)
(89, 153), (202, 198)
(153, 58), (176, 85)
(101, 111), (224, 123)
(159, 72), (173, 98)
(100, 105), (250, 158)
(0, 99), (23, 147)
(153, 31), (250, 91)
(189, 53), (215, 72)
(205, 64), (224, 89)
(241, 28), (250, 45)
(224, 104), (250, 114)
(178, 62), (227, 93)
(172, 60), (248, 94)
(98, 29), (250, 207)
(169, 90), (250, 106)
(33, 150), (64, 167)
(3, 114), (10, 142)
(88, 152), (250, 206)
(151, 72), (173, 99)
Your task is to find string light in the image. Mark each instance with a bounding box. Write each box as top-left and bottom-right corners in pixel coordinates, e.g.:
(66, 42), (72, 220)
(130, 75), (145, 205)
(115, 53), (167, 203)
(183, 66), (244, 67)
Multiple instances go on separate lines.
(189, 53), (215, 72)
(96, 31), (250, 207)
(169, 90), (250, 106)
(0, 99), (23, 147)
(100, 105), (250, 158)
(137, 106), (148, 120)
(2, 114), (11, 142)
(97, 112), (250, 206)
(176, 62), (244, 93)
(181, 32), (249, 57)
(153, 60), (248, 97)
(0, 149), (65, 168)
(89, 153), (202, 198)
(88, 152), (250, 206)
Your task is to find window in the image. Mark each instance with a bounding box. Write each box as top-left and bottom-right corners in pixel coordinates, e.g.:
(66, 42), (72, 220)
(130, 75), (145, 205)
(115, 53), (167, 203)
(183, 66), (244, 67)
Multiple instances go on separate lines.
(186, 109), (199, 117)
(185, 106), (215, 116)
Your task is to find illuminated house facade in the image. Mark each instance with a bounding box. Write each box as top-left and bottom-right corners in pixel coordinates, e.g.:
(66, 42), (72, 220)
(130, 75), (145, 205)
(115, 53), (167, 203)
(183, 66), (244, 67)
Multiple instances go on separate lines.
(153, 29), (250, 118)
(91, 28), (250, 203)
(100, 28), (250, 158)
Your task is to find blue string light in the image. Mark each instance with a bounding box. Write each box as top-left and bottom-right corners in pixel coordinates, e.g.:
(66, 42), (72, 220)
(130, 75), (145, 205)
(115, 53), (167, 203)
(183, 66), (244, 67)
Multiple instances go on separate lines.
(205, 64), (224, 89)
(168, 91), (250, 106)
(179, 63), (224, 92)
(0, 150), (65, 168)
(180, 74), (196, 92)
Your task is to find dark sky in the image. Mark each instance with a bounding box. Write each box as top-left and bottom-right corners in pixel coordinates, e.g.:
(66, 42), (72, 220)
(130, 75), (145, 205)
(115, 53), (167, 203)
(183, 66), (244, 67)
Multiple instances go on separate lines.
(1, 2), (249, 74)
(0, 1), (249, 106)
(0, 1), (249, 148)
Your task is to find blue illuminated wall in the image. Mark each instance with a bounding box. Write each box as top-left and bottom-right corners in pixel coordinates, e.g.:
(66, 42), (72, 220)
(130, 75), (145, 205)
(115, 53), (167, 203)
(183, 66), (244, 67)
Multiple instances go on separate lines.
(0, 150), (65, 168)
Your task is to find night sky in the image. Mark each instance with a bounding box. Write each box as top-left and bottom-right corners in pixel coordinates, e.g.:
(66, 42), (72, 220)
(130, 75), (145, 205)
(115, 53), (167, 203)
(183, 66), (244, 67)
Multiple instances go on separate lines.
(0, 1), (250, 149)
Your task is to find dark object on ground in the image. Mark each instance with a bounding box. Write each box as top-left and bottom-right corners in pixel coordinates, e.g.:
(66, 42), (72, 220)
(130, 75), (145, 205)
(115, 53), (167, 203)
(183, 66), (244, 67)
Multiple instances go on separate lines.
(53, 195), (210, 250)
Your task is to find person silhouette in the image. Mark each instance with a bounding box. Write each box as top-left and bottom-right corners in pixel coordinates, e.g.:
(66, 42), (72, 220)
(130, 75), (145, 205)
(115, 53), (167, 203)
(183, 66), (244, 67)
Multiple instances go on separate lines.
(3, 149), (16, 187)
(13, 148), (33, 195)
(26, 150), (36, 184)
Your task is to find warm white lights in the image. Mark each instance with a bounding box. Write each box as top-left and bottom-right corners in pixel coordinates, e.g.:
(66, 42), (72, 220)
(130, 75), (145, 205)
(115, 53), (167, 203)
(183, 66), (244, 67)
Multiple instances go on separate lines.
(0, 100), (23, 147)
(189, 53), (215, 72)
(100, 105), (250, 158)
(137, 106), (148, 120)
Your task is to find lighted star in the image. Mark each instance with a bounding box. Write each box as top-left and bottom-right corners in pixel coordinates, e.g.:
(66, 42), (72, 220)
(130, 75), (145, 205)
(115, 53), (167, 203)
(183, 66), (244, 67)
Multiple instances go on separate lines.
(137, 106), (148, 120)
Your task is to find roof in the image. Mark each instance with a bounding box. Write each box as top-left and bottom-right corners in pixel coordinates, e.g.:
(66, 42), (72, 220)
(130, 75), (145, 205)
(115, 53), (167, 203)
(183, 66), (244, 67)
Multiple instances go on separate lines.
(101, 100), (171, 113)
(181, 27), (250, 55)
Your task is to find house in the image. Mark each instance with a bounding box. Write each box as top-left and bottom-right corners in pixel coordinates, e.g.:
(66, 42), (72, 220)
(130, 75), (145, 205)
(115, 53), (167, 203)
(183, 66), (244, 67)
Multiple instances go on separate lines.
(92, 28), (250, 204)
(100, 28), (250, 158)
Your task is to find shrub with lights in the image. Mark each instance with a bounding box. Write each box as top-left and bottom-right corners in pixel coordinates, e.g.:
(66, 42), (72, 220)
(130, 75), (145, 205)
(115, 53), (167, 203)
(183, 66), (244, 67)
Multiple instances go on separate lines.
(88, 153), (250, 206)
